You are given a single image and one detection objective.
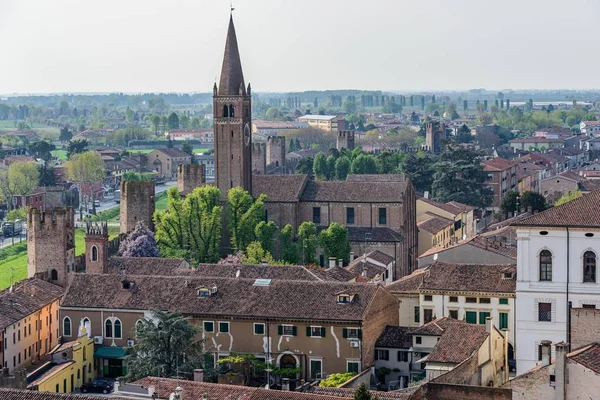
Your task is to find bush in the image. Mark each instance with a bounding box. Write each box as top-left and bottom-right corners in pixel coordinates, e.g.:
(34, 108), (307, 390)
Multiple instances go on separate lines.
(319, 372), (357, 387)
(90, 206), (120, 222)
(0, 242), (28, 260)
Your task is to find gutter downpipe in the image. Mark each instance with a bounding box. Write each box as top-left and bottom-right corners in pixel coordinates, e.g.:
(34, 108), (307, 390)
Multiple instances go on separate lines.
(566, 227), (571, 349)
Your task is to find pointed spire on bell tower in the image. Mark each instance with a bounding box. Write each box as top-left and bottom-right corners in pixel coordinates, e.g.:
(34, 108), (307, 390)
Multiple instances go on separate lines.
(218, 14), (246, 96)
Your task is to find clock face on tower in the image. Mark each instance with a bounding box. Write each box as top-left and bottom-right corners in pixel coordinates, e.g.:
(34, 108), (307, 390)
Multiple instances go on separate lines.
(244, 124), (250, 146)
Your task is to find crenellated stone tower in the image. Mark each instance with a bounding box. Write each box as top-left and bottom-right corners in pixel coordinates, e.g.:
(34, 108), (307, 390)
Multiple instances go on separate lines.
(85, 222), (109, 274)
(337, 130), (355, 151)
(177, 164), (206, 195)
(27, 207), (75, 287)
(251, 143), (266, 175)
(214, 15), (252, 200)
(266, 136), (286, 169)
(119, 180), (155, 234)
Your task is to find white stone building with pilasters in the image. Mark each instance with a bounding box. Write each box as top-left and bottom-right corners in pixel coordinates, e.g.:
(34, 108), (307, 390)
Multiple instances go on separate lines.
(514, 190), (600, 375)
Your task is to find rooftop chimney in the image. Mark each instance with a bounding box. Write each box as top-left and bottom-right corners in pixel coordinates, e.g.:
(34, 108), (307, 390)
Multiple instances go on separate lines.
(328, 257), (336, 269)
(338, 259), (343, 268)
(555, 342), (568, 400)
(193, 369), (204, 382)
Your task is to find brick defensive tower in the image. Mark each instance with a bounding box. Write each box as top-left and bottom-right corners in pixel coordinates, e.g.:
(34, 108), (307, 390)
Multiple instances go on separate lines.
(85, 222), (109, 274)
(267, 136), (286, 169)
(27, 207), (75, 287)
(426, 122), (446, 154)
(177, 164), (206, 195)
(337, 131), (355, 151)
(119, 180), (155, 234)
(251, 143), (266, 175)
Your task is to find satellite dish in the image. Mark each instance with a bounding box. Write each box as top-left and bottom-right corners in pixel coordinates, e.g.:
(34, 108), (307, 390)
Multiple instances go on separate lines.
(433, 253), (438, 261)
(235, 269), (241, 278)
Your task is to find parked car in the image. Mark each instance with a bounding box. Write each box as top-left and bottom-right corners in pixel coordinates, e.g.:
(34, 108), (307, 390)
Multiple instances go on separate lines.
(94, 200), (101, 207)
(81, 380), (113, 394)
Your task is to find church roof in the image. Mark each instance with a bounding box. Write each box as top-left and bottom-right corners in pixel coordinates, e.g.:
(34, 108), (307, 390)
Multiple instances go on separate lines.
(218, 15), (246, 96)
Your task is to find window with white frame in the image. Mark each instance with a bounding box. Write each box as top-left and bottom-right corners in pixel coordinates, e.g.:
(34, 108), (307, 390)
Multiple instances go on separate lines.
(343, 327), (360, 339)
(218, 322), (230, 333)
(62, 317), (71, 337)
(104, 318), (122, 339)
(347, 361), (360, 373)
(203, 321), (214, 333)
(253, 323), (265, 335)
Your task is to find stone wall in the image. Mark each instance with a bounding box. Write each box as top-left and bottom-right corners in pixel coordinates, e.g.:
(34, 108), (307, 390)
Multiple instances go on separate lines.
(119, 180), (155, 234)
(571, 307), (600, 349)
(336, 130), (355, 151)
(414, 382), (511, 400)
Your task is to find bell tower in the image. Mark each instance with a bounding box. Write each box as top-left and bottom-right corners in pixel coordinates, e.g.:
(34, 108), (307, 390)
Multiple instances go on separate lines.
(214, 14), (252, 200)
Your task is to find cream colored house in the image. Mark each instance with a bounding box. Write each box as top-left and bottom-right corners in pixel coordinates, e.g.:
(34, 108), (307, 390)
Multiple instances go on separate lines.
(0, 278), (64, 374)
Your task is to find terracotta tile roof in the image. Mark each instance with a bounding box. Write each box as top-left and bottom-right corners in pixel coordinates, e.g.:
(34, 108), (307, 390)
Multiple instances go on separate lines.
(482, 157), (518, 172)
(0, 388), (129, 400)
(418, 214), (454, 234)
(376, 325), (413, 349)
(252, 174), (308, 202)
(346, 258), (387, 280)
(153, 148), (191, 158)
(509, 137), (564, 144)
(309, 266), (357, 282)
(309, 386), (411, 399)
(367, 250), (395, 266)
(346, 227), (404, 243)
(419, 262), (516, 294)
(29, 361), (75, 387)
(541, 170), (582, 183)
(192, 263), (321, 281)
(418, 234), (517, 260)
(411, 317), (458, 336)
(568, 342), (600, 374)
(301, 180), (407, 203)
(445, 201), (474, 212)
(580, 179), (600, 192)
(513, 189), (600, 228)
(0, 278), (64, 329)
(106, 257), (189, 275)
(62, 274), (381, 322)
(485, 212), (531, 231)
(386, 268), (427, 293)
(425, 319), (488, 364)
(346, 174), (409, 183)
(134, 377), (348, 399)
(418, 197), (459, 215)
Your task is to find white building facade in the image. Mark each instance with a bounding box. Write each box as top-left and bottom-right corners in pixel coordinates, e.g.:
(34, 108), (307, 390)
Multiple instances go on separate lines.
(515, 192), (600, 375)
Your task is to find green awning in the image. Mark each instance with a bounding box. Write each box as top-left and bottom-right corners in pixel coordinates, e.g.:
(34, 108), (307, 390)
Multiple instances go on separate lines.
(94, 346), (126, 359)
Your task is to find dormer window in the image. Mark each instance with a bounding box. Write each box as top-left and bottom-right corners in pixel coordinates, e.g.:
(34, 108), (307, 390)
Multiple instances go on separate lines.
(197, 285), (218, 297)
(337, 293), (355, 304)
(503, 272), (513, 279)
(122, 280), (134, 290)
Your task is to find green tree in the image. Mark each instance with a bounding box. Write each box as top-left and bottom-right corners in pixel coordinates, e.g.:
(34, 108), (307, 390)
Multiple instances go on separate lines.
(326, 155), (336, 180)
(313, 152), (328, 180)
(319, 222), (351, 264)
(280, 224), (298, 264)
(431, 149), (493, 208)
(244, 241), (276, 264)
(343, 99), (357, 114)
(353, 383), (374, 400)
(6, 206), (28, 222)
(181, 141), (194, 156)
(446, 103), (459, 119)
(124, 310), (211, 382)
(59, 126), (73, 142)
(521, 191), (548, 213)
(227, 188), (266, 252)
(154, 186), (222, 262)
(167, 112), (180, 129)
(150, 114), (161, 136)
(180, 114), (190, 129)
(500, 190), (520, 215)
(401, 153), (434, 193)
(335, 156), (351, 181)
(255, 220), (278, 255)
(190, 117), (201, 129)
(66, 139), (89, 158)
(554, 190), (581, 206)
(350, 154), (377, 174)
(28, 140), (56, 162)
(65, 151), (105, 206)
(298, 221), (318, 265)
(295, 156), (313, 176)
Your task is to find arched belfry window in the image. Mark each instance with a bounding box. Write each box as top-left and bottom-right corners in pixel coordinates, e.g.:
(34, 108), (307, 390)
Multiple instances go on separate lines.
(223, 105), (229, 118)
(229, 105), (235, 118)
(539, 250), (552, 281)
(91, 246), (98, 262)
(51, 269), (58, 281)
(584, 251), (597, 283)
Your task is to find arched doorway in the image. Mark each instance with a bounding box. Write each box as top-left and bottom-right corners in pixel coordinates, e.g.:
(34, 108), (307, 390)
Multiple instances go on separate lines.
(279, 354), (297, 369)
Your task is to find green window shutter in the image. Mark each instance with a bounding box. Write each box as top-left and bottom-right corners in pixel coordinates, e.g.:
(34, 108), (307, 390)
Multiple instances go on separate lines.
(499, 313), (508, 330)
(465, 311), (477, 324)
(358, 329), (362, 339)
(321, 327), (326, 337)
(292, 326), (297, 336)
(278, 325), (283, 335)
(479, 312), (490, 325)
(103, 365), (109, 375)
(342, 328), (348, 338)
(499, 298), (509, 305)
(306, 327), (311, 337)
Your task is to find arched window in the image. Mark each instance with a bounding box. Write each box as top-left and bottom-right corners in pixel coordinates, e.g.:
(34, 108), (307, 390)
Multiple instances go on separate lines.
(91, 246), (98, 262)
(229, 105), (235, 118)
(63, 317), (72, 337)
(114, 319), (122, 338)
(77, 369), (80, 380)
(539, 250), (552, 281)
(51, 269), (58, 281)
(105, 319), (113, 338)
(584, 251), (597, 283)
(223, 105), (229, 118)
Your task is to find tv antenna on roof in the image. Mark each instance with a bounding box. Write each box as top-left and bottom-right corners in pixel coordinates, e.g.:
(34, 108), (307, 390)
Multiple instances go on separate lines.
(230, 0), (235, 13)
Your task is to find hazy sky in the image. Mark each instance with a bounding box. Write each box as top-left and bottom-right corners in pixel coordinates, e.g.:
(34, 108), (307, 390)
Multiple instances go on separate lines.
(1, 0), (599, 94)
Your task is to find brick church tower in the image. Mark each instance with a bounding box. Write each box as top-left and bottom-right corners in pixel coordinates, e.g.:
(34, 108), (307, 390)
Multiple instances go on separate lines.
(214, 15), (252, 200)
